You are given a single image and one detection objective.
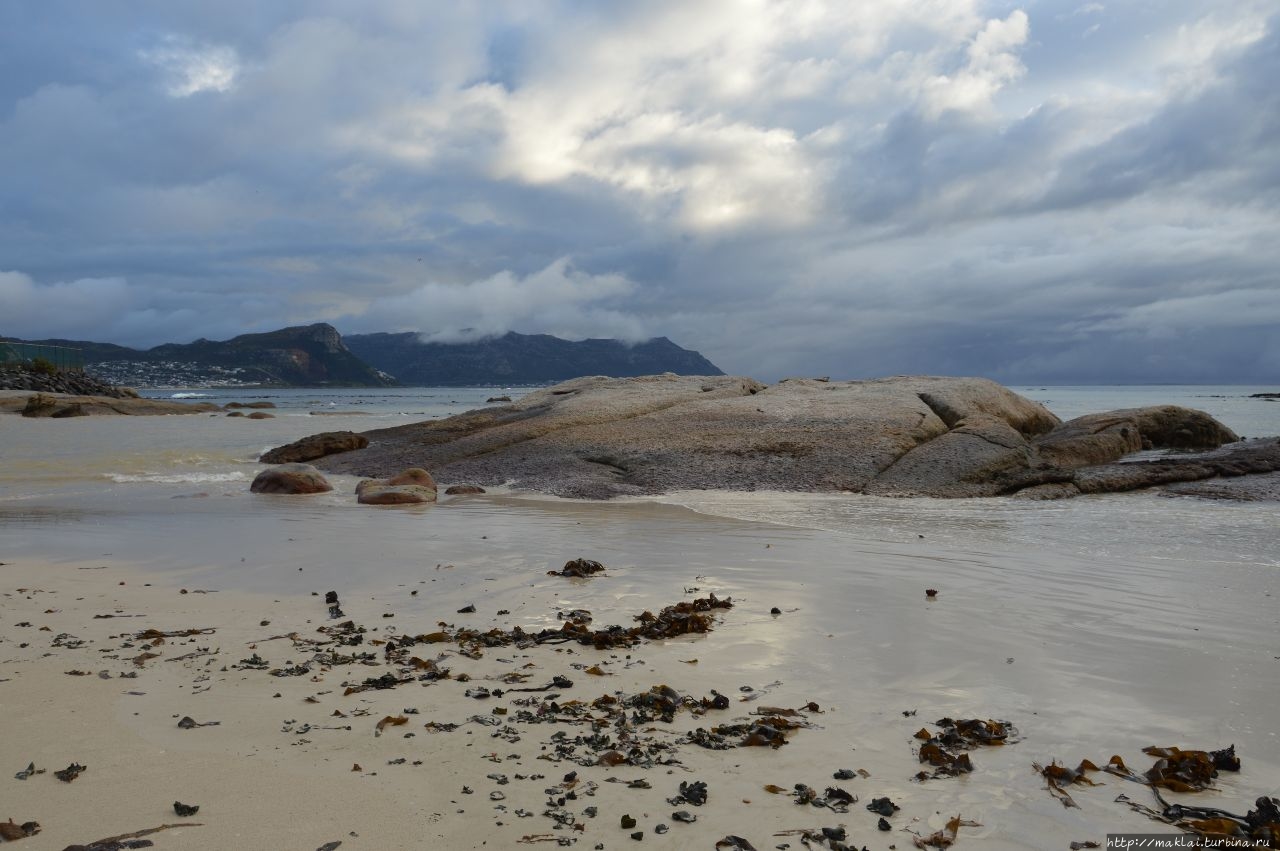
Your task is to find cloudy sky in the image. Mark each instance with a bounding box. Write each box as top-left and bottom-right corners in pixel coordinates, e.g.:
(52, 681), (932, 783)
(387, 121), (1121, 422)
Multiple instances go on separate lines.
(1, 1), (1277, 382)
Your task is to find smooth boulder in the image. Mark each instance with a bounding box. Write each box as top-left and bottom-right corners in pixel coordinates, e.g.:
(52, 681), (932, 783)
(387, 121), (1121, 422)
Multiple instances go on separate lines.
(356, 468), (437, 505)
(251, 464), (333, 495)
(259, 431), (368, 464)
(444, 484), (487, 495)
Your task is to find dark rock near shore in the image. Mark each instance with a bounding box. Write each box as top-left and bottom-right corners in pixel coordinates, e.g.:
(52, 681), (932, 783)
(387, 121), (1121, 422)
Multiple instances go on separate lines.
(356, 467), (437, 505)
(281, 374), (1273, 501)
(0, 363), (138, 398)
(5, 390), (217, 417)
(444, 484), (487, 495)
(250, 464), (334, 494)
(1163, 468), (1280, 501)
(259, 431), (369, 464)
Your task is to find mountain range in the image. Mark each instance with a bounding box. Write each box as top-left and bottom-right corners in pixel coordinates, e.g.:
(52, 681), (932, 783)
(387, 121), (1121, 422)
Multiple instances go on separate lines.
(2, 324), (722, 387)
(344, 331), (723, 386)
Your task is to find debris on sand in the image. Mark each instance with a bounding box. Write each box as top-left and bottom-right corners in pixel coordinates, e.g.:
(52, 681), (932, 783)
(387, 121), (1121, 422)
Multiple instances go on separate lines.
(172, 802), (200, 817)
(0, 819), (40, 841)
(912, 718), (1016, 780)
(436, 594), (733, 655)
(715, 836), (759, 850)
(13, 763), (43, 781)
(548, 558), (606, 578)
(912, 815), (981, 848)
(59, 821), (202, 850)
(1035, 759), (1103, 808)
(688, 713), (809, 750)
(176, 716), (220, 729)
(1045, 744), (1279, 846)
(53, 763), (86, 783)
(867, 796), (899, 817)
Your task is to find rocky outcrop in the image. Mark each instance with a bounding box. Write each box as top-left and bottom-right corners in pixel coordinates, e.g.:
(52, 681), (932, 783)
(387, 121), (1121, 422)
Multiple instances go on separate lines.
(2, 390), (219, 416)
(864, 404), (1246, 498)
(278, 374), (1272, 500)
(444, 484), (487, 495)
(303, 374), (1057, 498)
(1071, 438), (1280, 495)
(356, 468), (437, 505)
(1035, 407), (1238, 467)
(259, 431), (369, 464)
(250, 464), (333, 495)
(1164, 468), (1280, 501)
(0, 364), (138, 398)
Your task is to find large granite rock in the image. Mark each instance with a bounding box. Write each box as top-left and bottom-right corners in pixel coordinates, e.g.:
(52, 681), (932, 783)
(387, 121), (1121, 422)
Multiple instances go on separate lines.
(250, 464), (333, 495)
(259, 431), (369, 464)
(276, 374), (1274, 500)
(1035, 407), (1238, 467)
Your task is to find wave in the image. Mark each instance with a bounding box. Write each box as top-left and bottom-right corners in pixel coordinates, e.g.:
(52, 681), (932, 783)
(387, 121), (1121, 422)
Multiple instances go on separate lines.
(106, 471), (248, 484)
(169, 392), (215, 399)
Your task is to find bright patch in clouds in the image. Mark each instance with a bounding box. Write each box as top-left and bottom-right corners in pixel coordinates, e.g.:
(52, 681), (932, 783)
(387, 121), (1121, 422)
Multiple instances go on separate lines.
(140, 37), (239, 97)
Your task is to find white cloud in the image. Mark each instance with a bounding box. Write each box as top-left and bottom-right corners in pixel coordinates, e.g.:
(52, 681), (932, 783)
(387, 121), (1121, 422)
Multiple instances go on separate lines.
(923, 10), (1030, 117)
(348, 259), (647, 343)
(140, 37), (239, 97)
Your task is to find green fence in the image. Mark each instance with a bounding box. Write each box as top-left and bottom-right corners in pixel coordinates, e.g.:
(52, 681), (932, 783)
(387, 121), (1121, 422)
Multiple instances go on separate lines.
(0, 341), (84, 371)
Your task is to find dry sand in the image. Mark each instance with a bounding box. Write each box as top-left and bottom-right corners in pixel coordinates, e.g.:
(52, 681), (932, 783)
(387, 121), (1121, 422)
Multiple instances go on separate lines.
(3, 492), (1279, 851)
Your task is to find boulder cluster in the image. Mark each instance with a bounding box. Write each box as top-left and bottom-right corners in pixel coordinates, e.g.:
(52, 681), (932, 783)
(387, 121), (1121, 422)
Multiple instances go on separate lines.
(0, 364), (137, 398)
(250, 463), (486, 504)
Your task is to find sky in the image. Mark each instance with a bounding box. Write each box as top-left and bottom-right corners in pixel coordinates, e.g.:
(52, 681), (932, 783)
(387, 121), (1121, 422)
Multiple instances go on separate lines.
(1, 1), (1277, 383)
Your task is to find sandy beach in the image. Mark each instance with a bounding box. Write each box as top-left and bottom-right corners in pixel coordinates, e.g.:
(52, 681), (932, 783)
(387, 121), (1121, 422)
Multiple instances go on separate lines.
(3, 482), (1279, 850)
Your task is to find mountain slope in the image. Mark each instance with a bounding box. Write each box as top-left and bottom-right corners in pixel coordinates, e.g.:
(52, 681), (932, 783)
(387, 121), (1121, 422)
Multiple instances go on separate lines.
(5, 324), (394, 387)
(344, 331), (723, 385)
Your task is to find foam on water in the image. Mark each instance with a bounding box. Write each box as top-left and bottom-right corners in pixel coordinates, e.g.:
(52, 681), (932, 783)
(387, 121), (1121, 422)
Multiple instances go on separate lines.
(105, 471), (249, 484)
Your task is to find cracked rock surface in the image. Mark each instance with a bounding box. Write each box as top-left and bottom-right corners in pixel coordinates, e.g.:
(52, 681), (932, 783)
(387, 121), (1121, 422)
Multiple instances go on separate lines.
(293, 374), (1277, 500)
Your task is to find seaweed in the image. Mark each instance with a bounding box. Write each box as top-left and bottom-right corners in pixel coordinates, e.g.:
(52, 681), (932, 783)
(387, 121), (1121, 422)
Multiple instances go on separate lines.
(1114, 790), (1280, 846)
(374, 715), (409, 736)
(913, 718), (1015, 780)
(1035, 759), (1103, 808)
(912, 815), (981, 849)
(866, 797), (899, 817)
(13, 763), (43, 781)
(689, 715), (807, 750)
(715, 837), (759, 851)
(0, 820), (40, 841)
(176, 716), (219, 729)
(60, 821), (201, 850)
(53, 763), (86, 782)
(548, 559), (606, 578)
(134, 628), (215, 640)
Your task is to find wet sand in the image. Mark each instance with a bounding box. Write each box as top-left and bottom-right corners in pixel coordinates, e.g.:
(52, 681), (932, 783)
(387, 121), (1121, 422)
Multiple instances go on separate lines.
(3, 495), (1278, 850)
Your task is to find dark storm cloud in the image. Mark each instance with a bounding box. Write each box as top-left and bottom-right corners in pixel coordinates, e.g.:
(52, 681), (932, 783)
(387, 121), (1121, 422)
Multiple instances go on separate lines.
(0, 2), (1275, 381)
